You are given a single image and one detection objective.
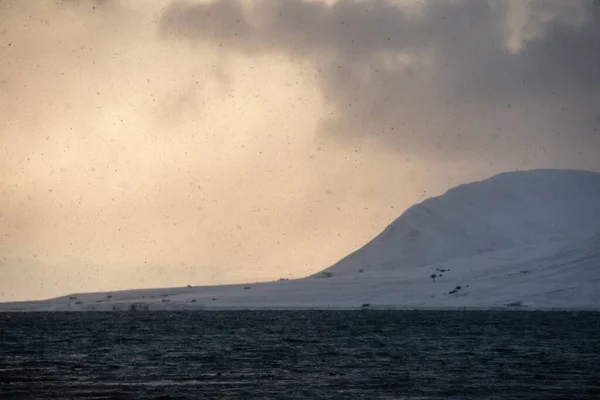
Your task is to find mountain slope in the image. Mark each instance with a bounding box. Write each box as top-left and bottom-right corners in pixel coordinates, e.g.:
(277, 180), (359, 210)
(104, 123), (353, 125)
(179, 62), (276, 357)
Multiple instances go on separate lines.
(315, 169), (600, 277)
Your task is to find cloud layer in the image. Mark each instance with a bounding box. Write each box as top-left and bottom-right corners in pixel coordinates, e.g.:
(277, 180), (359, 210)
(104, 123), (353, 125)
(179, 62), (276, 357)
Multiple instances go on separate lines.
(162, 0), (599, 162)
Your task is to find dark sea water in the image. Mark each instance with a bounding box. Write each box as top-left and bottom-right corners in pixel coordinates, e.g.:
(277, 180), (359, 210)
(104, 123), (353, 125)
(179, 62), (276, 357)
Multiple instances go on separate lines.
(1, 310), (599, 400)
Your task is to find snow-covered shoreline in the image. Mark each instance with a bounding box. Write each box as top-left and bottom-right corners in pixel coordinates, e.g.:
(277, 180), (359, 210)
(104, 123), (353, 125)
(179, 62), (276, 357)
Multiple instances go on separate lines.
(2, 303), (599, 313)
(3, 169), (599, 313)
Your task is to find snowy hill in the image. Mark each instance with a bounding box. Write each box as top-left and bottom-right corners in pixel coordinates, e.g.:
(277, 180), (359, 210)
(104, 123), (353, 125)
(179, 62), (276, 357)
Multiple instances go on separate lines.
(1, 169), (599, 311)
(315, 169), (600, 277)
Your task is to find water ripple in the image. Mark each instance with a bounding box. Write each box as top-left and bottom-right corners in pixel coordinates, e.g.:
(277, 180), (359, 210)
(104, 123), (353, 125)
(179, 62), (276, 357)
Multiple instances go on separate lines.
(1, 310), (599, 399)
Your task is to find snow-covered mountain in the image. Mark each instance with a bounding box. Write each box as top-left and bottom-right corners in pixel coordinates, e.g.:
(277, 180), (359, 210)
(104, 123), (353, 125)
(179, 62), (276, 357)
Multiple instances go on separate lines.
(315, 169), (600, 278)
(1, 169), (599, 311)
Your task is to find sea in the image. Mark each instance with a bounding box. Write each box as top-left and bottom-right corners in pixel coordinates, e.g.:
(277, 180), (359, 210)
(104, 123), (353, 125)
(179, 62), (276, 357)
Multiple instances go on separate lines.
(1, 310), (599, 399)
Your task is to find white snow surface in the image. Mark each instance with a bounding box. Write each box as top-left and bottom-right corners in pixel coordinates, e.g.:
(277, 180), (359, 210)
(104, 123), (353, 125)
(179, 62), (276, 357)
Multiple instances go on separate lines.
(317, 169), (600, 277)
(1, 169), (599, 312)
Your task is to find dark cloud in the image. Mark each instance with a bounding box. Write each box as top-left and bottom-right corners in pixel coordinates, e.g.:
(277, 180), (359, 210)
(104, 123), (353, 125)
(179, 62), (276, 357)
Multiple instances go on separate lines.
(161, 0), (600, 163)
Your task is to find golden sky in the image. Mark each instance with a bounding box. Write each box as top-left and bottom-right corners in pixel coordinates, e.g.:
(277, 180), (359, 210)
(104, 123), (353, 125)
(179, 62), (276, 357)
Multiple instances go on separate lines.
(1, 0), (598, 301)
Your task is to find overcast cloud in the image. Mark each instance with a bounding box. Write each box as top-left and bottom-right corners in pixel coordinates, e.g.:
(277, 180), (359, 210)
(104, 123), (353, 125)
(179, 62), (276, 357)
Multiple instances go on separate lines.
(162, 0), (599, 163)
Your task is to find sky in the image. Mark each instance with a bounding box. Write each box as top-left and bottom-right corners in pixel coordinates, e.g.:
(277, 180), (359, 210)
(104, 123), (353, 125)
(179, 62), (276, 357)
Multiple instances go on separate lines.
(1, 0), (599, 301)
